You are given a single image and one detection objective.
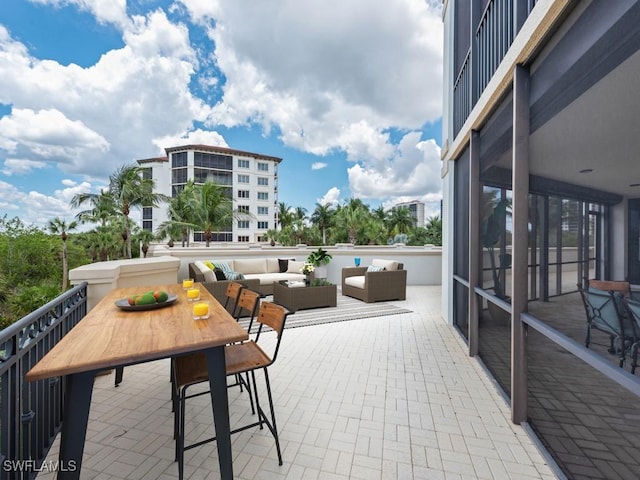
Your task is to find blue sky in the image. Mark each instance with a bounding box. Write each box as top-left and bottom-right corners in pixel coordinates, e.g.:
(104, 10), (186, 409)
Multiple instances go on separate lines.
(0, 0), (443, 229)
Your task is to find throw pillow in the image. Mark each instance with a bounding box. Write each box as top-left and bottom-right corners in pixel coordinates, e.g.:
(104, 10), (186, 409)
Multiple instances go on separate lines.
(213, 268), (227, 281)
(287, 260), (306, 273)
(278, 258), (293, 273)
(367, 265), (385, 272)
(203, 260), (215, 270)
(212, 261), (232, 274)
(225, 271), (245, 281)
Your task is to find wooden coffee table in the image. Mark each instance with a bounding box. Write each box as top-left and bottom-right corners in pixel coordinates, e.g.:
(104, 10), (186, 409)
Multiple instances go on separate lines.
(273, 280), (337, 312)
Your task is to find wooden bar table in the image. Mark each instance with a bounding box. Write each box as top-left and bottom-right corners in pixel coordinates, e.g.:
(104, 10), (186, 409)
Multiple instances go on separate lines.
(26, 283), (247, 480)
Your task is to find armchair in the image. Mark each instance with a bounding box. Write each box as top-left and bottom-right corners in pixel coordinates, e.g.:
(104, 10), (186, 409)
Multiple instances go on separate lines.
(342, 259), (407, 303)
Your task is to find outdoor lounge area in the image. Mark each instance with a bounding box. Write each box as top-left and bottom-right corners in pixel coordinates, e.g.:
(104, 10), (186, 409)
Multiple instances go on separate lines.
(32, 286), (557, 480)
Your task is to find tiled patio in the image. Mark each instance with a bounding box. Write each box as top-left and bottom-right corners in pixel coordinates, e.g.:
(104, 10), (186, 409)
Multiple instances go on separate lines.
(38, 286), (559, 479)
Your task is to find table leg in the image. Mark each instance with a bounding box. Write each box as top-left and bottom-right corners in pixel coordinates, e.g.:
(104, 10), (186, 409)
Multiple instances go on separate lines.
(58, 371), (95, 480)
(205, 346), (233, 480)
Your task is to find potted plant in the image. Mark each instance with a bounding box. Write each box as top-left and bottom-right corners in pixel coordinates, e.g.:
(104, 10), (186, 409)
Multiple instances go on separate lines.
(307, 247), (332, 279)
(481, 197), (511, 323)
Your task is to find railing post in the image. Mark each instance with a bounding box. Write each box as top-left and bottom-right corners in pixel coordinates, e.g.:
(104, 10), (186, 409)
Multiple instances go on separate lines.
(469, 130), (481, 357)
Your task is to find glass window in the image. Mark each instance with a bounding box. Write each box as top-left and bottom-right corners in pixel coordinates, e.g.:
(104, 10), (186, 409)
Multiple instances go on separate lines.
(258, 206), (268, 215)
(238, 190), (249, 198)
(238, 205), (250, 213)
(238, 220), (249, 229)
(142, 207), (152, 220)
(238, 174), (249, 184)
(237, 236), (249, 242)
(258, 162), (268, 171)
(141, 167), (152, 180)
(172, 167), (187, 184)
(195, 169), (232, 185)
(194, 152), (232, 170)
(257, 221), (269, 229)
(258, 177), (268, 186)
(171, 151), (187, 168)
(257, 192), (268, 200)
(238, 159), (250, 168)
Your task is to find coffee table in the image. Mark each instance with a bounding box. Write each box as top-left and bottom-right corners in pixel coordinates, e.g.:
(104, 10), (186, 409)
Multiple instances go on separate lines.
(273, 280), (337, 312)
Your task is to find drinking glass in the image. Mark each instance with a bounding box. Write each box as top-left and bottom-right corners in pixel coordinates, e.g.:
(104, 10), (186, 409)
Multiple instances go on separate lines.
(186, 288), (200, 302)
(192, 301), (210, 320)
(182, 278), (194, 290)
(354, 257), (361, 267)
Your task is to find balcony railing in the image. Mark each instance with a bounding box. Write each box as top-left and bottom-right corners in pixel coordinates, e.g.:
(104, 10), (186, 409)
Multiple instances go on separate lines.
(453, 0), (537, 136)
(0, 283), (87, 480)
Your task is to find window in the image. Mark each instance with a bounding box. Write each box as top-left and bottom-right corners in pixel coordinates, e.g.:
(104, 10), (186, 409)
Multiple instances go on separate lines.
(238, 190), (249, 198)
(238, 205), (250, 213)
(238, 159), (250, 168)
(257, 221), (269, 229)
(142, 207), (152, 220)
(171, 151), (187, 168)
(238, 174), (249, 184)
(143, 221), (153, 231)
(172, 168), (187, 184)
(237, 236), (249, 242)
(141, 168), (152, 180)
(238, 220), (249, 229)
(258, 162), (268, 171)
(257, 192), (268, 200)
(258, 206), (268, 215)
(258, 177), (268, 186)
(194, 152), (232, 169)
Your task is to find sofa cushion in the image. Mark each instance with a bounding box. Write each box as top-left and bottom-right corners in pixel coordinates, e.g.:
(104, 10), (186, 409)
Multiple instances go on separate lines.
(372, 259), (399, 271)
(194, 261), (215, 283)
(266, 258), (280, 273)
(212, 261), (234, 273)
(245, 272), (305, 285)
(367, 265), (385, 272)
(344, 275), (366, 289)
(234, 258), (268, 274)
(287, 260), (306, 274)
(225, 271), (246, 281)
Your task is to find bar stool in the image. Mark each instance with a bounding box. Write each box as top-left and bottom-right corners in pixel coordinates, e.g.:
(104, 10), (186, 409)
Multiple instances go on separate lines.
(172, 301), (288, 480)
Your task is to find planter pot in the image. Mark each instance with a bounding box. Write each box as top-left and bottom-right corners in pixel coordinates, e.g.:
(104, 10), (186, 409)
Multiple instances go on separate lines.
(314, 266), (328, 279)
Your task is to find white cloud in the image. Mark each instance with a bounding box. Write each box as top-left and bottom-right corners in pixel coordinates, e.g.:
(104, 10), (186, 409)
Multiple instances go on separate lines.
(317, 187), (341, 206)
(0, 11), (208, 179)
(152, 128), (228, 154)
(348, 133), (442, 203)
(2, 158), (47, 175)
(30, 0), (129, 28)
(187, 0), (442, 155)
(311, 162), (327, 170)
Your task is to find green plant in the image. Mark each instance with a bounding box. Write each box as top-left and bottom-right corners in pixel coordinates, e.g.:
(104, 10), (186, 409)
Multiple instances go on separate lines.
(307, 247), (332, 267)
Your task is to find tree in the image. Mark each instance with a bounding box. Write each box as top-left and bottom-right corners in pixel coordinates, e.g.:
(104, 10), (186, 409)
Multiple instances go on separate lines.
(387, 206), (415, 235)
(134, 229), (156, 258)
(277, 202), (293, 230)
(47, 217), (78, 290)
(310, 203), (333, 245)
(71, 189), (116, 227)
(156, 181), (198, 247)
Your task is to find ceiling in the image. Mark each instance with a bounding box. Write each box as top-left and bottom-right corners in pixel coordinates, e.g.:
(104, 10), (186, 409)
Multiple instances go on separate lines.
(496, 48), (640, 200)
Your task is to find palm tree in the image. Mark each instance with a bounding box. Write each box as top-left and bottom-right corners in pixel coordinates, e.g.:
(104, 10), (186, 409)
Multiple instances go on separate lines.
(191, 182), (251, 247)
(47, 217), (78, 290)
(134, 229), (156, 258)
(277, 202), (293, 229)
(387, 206), (415, 235)
(310, 203), (333, 245)
(108, 165), (167, 258)
(338, 200), (368, 244)
(156, 181), (198, 247)
(71, 189), (116, 227)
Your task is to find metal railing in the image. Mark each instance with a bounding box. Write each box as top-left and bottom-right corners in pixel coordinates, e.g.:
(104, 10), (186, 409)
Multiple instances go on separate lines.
(453, 0), (537, 136)
(0, 283), (87, 480)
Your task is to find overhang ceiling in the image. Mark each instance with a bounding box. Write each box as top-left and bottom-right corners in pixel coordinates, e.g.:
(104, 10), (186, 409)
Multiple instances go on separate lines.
(497, 49), (640, 200)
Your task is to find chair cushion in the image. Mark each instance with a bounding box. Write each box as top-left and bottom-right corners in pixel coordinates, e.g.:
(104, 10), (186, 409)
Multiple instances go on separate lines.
(266, 258), (280, 273)
(234, 258), (268, 274)
(372, 259), (399, 271)
(367, 265), (385, 272)
(344, 275), (366, 289)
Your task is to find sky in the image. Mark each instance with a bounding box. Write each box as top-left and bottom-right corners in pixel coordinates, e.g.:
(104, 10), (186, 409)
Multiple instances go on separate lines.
(0, 0), (444, 230)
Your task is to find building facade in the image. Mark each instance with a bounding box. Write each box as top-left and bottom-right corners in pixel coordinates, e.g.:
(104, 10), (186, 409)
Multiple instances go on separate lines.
(395, 200), (426, 228)
(137, 145), (281, 243)
(442, 1), (640, 478)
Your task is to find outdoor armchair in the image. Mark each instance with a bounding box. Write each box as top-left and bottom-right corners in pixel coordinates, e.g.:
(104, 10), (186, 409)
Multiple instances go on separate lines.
(342, 259), (407, 303)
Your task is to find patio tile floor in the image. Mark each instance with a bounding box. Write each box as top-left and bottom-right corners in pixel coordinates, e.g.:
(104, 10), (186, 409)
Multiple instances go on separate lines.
(38, 286), (559, 479)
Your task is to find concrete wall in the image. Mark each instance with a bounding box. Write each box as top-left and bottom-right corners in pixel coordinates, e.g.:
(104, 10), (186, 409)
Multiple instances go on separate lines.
(147, 243), (443, 286)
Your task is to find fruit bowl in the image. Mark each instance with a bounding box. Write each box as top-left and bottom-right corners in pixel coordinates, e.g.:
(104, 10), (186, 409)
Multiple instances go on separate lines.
(114, 294), (178, 311)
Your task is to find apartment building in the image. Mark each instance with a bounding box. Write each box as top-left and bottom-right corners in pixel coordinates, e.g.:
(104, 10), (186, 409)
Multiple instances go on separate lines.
(137, 145), (281, 243)
(442, 1), (640, 478)
(395, 200), (425, 228)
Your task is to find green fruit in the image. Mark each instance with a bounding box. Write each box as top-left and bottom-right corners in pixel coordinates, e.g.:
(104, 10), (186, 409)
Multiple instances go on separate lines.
(135, 293), (156, 306)
(153, 290), (169, 303)
(127, 295), (138, 306)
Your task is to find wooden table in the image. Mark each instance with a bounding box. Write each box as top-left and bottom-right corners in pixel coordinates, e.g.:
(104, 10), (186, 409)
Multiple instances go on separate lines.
(26, 283), (248, 480)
